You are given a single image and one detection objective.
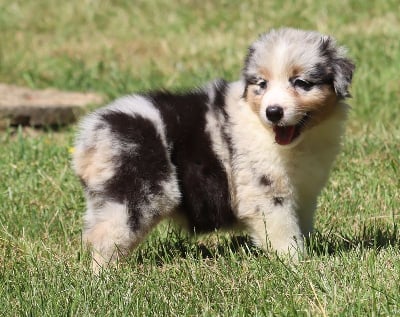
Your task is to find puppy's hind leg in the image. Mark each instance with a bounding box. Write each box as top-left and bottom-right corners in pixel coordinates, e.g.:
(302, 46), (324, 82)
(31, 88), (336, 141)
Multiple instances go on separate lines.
(83, 200), (156, 274)
(83, 201), (131, 273)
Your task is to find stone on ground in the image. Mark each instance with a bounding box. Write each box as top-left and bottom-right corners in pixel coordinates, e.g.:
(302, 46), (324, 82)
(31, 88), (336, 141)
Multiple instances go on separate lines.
(0, 83), (103, 128)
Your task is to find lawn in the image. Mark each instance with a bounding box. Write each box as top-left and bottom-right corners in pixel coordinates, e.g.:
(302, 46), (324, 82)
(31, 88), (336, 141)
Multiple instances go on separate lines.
(0, 0), (399, 315)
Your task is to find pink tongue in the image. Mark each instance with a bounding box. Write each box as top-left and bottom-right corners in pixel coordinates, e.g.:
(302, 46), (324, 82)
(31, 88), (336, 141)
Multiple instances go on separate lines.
(273, 125), (296, 145)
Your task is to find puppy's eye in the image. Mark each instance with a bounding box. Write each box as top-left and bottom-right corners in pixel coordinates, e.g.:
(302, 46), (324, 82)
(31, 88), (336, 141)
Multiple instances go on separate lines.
(257, 80), (267, 89)
(293, 78), (314, 91)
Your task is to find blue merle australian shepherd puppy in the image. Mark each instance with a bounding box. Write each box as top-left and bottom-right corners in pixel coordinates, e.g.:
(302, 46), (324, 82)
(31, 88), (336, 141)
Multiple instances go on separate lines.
(73, 28), (354, 272)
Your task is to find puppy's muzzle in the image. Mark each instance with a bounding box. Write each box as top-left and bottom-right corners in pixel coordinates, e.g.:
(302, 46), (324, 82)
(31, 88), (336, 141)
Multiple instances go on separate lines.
(265, 105), (310, 146)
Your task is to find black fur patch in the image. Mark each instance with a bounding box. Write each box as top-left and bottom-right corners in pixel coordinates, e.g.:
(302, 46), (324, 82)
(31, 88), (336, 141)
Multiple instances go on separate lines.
(213, 79), (229, 114)
(242, 45), (258, 99)
(273, 197), (284, 206)
(101, 111), (172, 229)
(243, 46), (256, 77)
(259, 175), (272, 186)
(308, 63), (334, 86)
(212, 80), (235, 159)
(146, 80), (236, 233)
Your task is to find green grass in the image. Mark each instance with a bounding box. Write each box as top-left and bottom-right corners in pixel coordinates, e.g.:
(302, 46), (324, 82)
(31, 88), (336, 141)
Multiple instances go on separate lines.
(0, 0), (399, 315)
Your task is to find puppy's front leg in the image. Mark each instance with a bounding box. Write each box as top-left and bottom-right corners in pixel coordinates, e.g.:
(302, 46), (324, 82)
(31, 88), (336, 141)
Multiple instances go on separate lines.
(241, 200), (304, 258)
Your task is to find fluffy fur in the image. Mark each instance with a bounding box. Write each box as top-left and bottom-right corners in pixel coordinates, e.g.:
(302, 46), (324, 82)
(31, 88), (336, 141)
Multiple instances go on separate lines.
(73, 28), (355, 272)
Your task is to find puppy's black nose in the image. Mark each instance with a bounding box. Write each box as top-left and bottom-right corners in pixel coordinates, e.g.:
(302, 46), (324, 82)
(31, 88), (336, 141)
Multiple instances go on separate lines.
(266, 105), (284, 123)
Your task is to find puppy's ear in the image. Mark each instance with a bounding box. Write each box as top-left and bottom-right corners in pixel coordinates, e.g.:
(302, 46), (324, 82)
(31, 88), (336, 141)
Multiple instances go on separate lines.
(320, 36), (355, 98)
(243, 46), (255, 74)
(241, 46), (256, 98)
(242, 46), (256, 81)
(332, 56), (355, 98)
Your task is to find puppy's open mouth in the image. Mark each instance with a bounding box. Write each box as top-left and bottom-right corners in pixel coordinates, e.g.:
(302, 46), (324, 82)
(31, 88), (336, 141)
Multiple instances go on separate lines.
(272, 113), (311, 146)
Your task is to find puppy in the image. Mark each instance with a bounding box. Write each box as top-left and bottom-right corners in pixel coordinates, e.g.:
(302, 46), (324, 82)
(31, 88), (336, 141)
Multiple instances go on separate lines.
(73, 28), (354, 272)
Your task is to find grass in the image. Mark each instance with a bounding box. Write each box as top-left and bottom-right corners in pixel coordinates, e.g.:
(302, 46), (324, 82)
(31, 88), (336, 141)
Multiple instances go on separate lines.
(0, 0), (399, 315)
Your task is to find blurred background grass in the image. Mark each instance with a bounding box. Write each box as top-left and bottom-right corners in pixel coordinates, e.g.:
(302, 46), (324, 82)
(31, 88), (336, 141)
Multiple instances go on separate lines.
(1, 1), (399, 127)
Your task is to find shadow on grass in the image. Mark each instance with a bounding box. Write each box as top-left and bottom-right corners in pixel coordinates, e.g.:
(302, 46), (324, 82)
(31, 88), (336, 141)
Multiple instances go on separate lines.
(134, 233), (262, 266)
(132, 223), (399, 266)
(307, 223), (399, 256)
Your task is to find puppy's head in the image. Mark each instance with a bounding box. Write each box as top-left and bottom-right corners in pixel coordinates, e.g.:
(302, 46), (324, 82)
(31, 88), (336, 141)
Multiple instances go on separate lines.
(242, 28), (355, 146)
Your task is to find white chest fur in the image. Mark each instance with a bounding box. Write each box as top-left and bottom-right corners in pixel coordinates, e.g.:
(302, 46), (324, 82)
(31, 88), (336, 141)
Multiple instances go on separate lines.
(225, 81), (347, 241)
